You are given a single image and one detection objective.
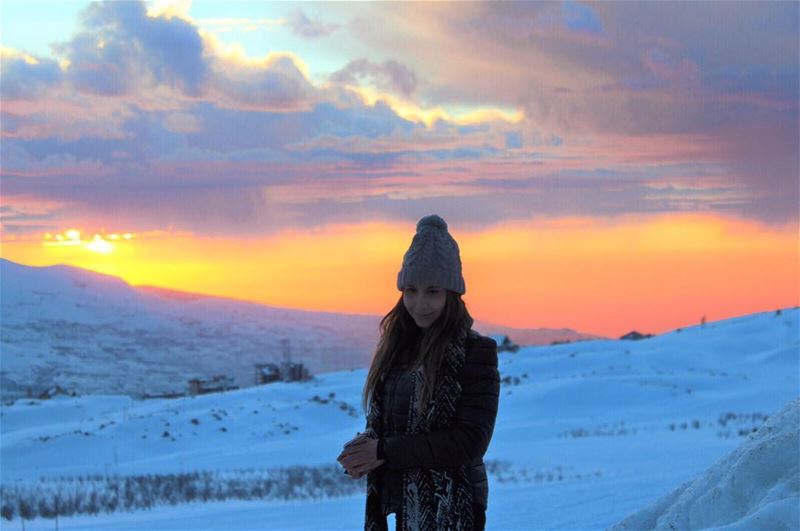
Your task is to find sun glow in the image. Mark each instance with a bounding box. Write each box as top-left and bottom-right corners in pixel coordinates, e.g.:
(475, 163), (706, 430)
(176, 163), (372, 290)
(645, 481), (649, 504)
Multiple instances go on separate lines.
(43, 229), (135, 255)
(2, 214), (795, 338)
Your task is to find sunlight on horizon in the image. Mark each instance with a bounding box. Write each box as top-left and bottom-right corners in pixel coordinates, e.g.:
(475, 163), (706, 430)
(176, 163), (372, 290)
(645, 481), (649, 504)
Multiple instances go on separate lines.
(1, 212), (797, 338)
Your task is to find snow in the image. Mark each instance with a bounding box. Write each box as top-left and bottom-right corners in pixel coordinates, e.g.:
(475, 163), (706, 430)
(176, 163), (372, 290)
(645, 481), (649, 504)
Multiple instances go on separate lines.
(0, 258), (381, 398)
(1, 261), (798, 529)
(612, 398), (799, 530)
(0, 258), (588, 401)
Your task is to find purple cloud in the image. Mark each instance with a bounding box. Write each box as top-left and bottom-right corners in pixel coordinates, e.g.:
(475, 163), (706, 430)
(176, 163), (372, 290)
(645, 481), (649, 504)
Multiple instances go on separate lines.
(46, 1), (318, 110)
(0, 53), (62, 100)
(330, 58), (417, 98)
(56, 1), (206, 96)
(211, 55), (318, 111)
(0, 0), (797, 236)
(287, 8), (339, 39)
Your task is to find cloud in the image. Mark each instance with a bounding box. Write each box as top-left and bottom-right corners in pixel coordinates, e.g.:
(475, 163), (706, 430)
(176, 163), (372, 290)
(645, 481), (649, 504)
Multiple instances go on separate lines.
(163, 112), (201, 133)
(54, 1), (206, 96)
(331, 58), (417, 99)
(642, 47), (699, 83)
(209, 53), (318, 111)
(0, 195), (69, 235)
(0, 47), (63, 100)
(1, 0), (796, 236)
(287, 8), (338, 39)
(505, 131), (523, 149)
(45, 0), (318, 111)
(195, 17), (285, 33)
(535, 0), (604, 39)
(346, 2), (796, 134)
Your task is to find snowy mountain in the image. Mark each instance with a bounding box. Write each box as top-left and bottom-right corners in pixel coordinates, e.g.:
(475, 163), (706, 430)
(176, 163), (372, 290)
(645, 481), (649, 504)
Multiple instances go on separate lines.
(0, 259), (596, 400)
(1, 304), (797, 529)
(0, 258), (380, 400)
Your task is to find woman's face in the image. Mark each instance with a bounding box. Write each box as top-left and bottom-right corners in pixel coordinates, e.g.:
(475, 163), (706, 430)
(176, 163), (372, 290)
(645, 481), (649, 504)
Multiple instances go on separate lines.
(403, 283), (447, 329)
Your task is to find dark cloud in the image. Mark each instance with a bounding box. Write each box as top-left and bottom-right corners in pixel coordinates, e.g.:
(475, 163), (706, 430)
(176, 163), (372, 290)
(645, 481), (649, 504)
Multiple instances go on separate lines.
(1, 0), (796, 235)
(331, 58), (417, 99)
(247, 173), (742, 235)
(0, 54), (62, 100)
(211, 55), (317, 110)
(0, 96), (424, 190)
(56, 1), (206, 96)
(47, 1), (316, 108)
(0, 173), (701, 237)
(287, 8), (339, 39)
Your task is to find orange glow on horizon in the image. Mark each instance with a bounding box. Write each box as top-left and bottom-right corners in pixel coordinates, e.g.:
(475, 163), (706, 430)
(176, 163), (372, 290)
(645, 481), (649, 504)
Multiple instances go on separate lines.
(41, 229), (139, 255)
(1, 213), (797, 338)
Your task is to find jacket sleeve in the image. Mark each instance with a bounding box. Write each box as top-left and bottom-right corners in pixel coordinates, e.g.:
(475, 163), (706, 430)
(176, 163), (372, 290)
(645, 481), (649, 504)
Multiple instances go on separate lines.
(381, 335), (500, 469)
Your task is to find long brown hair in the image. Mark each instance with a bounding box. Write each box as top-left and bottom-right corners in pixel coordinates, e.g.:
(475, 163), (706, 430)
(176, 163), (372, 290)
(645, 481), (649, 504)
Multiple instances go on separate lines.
(362, 290), (472, 416)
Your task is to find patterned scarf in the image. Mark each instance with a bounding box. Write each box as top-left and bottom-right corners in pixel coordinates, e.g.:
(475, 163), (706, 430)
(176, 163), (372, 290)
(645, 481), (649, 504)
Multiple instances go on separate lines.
(364, 316), (475, 531)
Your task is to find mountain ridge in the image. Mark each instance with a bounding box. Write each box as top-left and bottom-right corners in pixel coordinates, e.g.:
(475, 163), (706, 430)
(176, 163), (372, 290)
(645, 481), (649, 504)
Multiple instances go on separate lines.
(1, 258), (598, 400)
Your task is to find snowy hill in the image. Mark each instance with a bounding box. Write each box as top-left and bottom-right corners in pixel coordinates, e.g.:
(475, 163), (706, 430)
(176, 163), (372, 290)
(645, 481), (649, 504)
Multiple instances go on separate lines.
(612, 397), (799, 530)
(1, 305), (797, 529)
(0, 258), (380, 400)
(0, 259), (596, 400)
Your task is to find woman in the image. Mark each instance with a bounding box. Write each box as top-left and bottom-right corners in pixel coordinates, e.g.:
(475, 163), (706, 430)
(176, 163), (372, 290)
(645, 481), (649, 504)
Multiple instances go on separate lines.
(337, 214), (500, 531)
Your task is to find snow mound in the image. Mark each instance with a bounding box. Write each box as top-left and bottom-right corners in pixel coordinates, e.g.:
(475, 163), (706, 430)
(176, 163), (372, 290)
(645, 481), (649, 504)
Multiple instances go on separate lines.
(612, 397), (800, 530)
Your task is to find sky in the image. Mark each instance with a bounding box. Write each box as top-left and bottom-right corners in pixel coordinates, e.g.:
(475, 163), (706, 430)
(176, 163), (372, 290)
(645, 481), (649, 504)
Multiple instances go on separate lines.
(1, 0), (798, 337)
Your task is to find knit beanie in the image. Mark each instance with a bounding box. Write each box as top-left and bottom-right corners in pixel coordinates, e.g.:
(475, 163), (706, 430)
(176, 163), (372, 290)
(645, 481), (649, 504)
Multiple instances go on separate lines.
(396, 214), (466, 294)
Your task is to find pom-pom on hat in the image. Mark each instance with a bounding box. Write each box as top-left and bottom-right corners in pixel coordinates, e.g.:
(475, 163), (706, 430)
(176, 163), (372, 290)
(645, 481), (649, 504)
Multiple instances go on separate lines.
(397, 214), (466, 294)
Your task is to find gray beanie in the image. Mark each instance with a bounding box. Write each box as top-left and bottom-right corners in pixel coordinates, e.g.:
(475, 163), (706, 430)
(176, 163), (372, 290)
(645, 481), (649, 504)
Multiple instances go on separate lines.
(397, 214), (466, 294)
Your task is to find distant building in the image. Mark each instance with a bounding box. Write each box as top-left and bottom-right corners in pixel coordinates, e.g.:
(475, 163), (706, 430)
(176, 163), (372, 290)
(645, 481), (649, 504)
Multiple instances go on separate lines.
(255, 338), (312, 384)
(281, 360), (311, 381)
(254, 361), (310, 385)
(187, 375), (238, 396)
(255, 363), (282, 384)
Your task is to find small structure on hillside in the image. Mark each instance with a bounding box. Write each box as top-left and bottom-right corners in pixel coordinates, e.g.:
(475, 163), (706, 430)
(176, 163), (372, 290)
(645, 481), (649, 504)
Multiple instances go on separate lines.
(619, 330), (653, 341)
(255, 363), (282, 384)
(188, 375), (238, 396)
(32, 385), (74, 400)
(255, 361), (310, 384)
(255, 338), (311, 384)
(489, 335), (521, 353)
(497, 335), (520, 353)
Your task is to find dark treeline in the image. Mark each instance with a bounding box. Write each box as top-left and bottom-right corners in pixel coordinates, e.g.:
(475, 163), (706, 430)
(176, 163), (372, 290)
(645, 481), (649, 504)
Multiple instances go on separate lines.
(1, 460), (533, 522)
(1, 465), (363, 522)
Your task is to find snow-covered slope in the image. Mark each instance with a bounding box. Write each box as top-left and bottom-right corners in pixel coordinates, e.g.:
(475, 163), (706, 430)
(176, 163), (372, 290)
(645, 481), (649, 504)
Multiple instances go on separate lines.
(1, 306), (797, 529)
(612, 398), (799, 530)
(1, 259), (380, 399)
(0, 259), (598, 400)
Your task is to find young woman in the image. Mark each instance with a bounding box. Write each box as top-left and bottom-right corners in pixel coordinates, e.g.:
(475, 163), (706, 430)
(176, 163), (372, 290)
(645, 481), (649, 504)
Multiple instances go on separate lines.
(337, 214), (500, 531)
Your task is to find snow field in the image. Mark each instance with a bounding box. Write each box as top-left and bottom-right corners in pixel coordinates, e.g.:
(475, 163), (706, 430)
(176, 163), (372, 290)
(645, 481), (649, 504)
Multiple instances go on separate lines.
(2, 307), (797, 529)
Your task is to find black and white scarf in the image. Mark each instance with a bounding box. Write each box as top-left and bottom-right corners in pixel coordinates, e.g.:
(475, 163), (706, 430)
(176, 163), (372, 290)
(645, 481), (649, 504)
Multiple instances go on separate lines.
(364, 316), (475, 531)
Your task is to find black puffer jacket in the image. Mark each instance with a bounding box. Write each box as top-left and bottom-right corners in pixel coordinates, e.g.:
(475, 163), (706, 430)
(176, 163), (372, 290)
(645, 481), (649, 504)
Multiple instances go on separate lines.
(378, 330), (499, 514)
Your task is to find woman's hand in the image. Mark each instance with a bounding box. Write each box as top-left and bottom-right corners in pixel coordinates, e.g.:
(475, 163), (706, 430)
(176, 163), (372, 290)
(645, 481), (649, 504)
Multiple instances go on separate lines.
(337, 436), (385, 479)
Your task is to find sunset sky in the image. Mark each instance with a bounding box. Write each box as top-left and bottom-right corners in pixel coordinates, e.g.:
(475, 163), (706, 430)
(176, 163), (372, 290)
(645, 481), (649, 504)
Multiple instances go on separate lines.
(1, 1), (798, 337)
